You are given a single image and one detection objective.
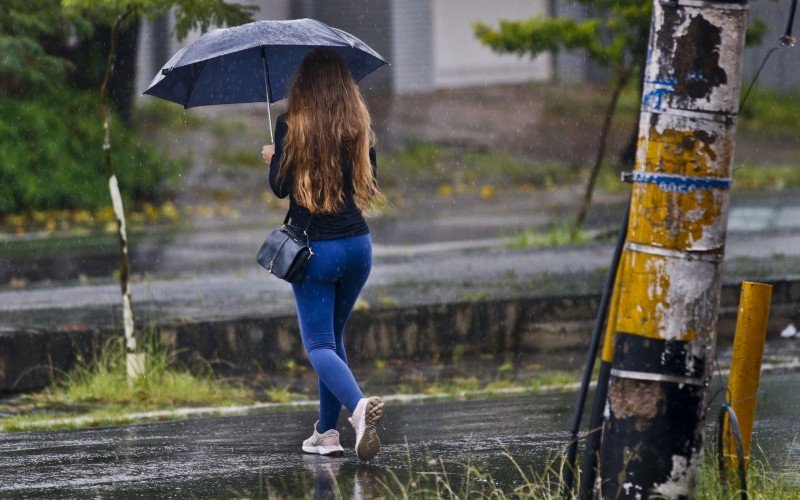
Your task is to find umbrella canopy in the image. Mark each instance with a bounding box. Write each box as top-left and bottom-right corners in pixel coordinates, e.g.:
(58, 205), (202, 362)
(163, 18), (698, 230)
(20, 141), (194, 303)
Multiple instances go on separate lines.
(143, 18), (388, 108)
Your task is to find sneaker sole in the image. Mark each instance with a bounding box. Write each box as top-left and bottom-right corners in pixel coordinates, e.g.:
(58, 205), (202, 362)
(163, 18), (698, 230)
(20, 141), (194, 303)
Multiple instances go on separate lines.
(356, 397), (384, 461)
(302, 445), (344, 456)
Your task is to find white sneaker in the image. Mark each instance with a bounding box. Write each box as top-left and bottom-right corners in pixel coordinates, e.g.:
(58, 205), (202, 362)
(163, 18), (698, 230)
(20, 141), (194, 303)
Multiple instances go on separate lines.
(348, 396), (385, 461)
(302, 420), (345, 456)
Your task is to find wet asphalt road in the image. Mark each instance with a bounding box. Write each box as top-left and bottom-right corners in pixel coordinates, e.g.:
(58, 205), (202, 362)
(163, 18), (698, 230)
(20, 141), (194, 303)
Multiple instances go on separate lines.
(1, 372), (798, 498)
(3, 189), (800, 332)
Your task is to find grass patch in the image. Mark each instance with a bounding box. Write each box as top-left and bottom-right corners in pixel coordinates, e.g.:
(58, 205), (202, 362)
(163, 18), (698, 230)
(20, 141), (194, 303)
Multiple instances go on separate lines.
(1, 334), (253, 432)
(133, 100), (202, 132)
(506, 224), (592, 249)
(212, 147), (264, 168)
(423, 376), (481, 395)
(245, 440), (799, 498)
(210, 118), (250, 140)
(527, 370), (579, 390)
(265, 386), (304, 403)
(733, 165), (800, 190)
(383, 454), (800, 499)
(415, 367), (578, 398)
(739, 87), (800, 132)
(697, 454), (800, 499)
(381, 140), (581, 191)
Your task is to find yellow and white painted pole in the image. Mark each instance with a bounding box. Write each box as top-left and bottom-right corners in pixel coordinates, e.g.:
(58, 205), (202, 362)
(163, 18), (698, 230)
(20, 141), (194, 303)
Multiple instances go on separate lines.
(597, 1), (749, 498)
(723, 281), (772, 469)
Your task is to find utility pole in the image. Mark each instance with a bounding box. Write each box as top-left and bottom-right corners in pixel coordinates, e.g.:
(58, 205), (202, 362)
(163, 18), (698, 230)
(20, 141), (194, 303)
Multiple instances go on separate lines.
(596, 1), (749, 498)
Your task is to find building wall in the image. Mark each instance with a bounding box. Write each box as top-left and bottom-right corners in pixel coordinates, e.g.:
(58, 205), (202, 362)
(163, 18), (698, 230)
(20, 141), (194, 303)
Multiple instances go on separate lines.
(551, 0), (591, 84)
(292, 0), (394, 94)
(391, 0), (435, 94)
(137, 0), (800, 101)
(743, 1), (800, 92)
(431, 0), (552, 88)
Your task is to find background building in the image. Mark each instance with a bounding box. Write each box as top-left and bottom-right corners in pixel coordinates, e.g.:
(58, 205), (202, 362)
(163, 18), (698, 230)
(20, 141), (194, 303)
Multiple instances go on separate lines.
(136, 0), (800, 98)
(136, 0), (551, 97)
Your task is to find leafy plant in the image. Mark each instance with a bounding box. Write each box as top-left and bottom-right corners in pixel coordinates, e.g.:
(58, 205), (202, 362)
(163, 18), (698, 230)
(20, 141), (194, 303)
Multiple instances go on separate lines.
(0, 88), (179, 214)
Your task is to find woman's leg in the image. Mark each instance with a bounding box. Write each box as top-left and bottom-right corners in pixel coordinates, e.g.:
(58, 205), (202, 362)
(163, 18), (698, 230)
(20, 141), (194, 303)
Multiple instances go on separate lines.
(292, 242), (365, 433)
(313, 252), (371, 431)
(332, 234), (372, 357)
(314, 283), (356, 434)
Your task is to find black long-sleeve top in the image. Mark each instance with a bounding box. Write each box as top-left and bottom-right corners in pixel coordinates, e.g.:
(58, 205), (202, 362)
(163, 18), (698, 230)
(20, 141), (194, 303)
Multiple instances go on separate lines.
(268, 113), (376, 240)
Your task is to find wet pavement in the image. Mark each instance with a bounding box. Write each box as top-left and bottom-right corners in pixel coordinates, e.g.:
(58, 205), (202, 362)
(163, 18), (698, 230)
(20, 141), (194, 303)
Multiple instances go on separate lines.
(0, 371), (797, 498)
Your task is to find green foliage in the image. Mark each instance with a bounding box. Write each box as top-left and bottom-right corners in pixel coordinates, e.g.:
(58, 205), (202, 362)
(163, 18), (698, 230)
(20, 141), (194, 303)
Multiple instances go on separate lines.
(474, 1), (767, 80)
(0, 87), (181, 214)
(734, 165), (800, 190)
(508, 224), (591, 249)
(133, 99), (202, 131)
(43, 334), (250, 407)
(740, 86), (800, 131)
(62, 0), (256, 39)
(474, 0), (651, 72)
(0, 0), (255, 215)
(382, 140), (565, 190)
(0, 0), (76, 96)
(264, 386), (304, 403)
(746, 17), (769, 47)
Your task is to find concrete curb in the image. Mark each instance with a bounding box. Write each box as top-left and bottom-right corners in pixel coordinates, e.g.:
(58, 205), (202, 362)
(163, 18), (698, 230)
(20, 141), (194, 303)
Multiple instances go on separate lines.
(1, 277), (798, 393)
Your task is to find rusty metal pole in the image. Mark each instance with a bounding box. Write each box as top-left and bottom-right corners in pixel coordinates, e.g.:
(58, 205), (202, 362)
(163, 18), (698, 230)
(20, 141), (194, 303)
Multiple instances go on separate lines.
(596, 1), (749, 498)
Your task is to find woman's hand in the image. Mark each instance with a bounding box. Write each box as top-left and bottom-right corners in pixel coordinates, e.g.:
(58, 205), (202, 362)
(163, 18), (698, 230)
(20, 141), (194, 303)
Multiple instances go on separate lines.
(262, 144), (275, 164)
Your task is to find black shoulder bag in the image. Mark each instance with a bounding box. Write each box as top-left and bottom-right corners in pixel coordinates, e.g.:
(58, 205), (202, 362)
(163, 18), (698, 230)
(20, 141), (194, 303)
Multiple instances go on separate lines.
(256, 214), (314, 284)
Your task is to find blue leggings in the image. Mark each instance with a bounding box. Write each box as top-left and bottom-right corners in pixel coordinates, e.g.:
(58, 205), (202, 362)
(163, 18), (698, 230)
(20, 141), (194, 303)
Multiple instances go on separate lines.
(292, 232), (371, 433)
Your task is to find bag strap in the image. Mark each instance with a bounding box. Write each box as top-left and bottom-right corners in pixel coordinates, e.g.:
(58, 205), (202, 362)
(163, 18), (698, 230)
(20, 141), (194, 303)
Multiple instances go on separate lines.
(284, 211), (313, 249)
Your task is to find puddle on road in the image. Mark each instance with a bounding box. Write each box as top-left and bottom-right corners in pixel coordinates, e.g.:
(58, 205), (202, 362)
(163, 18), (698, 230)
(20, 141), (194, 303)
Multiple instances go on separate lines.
(0, 371), (797, 498)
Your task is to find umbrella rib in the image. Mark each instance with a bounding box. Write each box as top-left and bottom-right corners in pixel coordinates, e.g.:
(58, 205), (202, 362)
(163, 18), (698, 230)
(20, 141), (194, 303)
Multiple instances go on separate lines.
(183, 60), (208, 109)
(311, 19), (353, 48)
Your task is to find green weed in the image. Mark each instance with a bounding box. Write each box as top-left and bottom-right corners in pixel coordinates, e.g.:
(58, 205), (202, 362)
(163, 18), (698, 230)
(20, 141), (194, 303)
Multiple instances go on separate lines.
(733, 165), (800, 190)
(507, 224), (591, 249)
(212, 147), (264, 168)
(133, 100), (202, 132)
(1, 332), (253, 432)
(264, 386), (304, 404)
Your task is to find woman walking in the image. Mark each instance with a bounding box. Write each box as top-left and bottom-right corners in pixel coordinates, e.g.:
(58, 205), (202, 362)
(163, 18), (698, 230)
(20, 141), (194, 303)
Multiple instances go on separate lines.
(261, 47), (386, 461)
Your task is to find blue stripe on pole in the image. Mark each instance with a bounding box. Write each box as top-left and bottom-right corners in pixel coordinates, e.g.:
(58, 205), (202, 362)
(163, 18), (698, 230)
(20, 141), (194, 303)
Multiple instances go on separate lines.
(631, 171), (732, 193)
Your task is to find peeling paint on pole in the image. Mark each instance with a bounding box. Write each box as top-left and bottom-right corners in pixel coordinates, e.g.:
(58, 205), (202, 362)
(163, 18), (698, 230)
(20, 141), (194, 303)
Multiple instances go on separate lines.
(597, 1), (748, 498)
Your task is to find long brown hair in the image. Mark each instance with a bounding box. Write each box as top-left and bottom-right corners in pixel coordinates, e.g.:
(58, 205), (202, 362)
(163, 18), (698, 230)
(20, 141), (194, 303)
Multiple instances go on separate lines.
(277, 47), (384, 214)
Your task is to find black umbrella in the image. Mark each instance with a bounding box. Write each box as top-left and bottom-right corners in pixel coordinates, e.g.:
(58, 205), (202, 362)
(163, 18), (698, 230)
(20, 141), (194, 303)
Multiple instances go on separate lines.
(143, 18), (388, 142)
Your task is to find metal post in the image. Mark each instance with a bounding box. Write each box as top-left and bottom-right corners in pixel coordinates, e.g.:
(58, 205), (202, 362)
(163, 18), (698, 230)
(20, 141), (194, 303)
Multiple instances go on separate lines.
(723, 281), (772, 470)
(597, 1), (749, 498)
(565, 202), (629, 497)
(578, 265), (624, 499)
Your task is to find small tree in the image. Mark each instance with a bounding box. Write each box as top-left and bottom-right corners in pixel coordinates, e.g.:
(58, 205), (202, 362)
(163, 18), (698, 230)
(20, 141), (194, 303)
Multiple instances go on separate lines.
(61, 0), (255, 379)
(474, 1), (765, 236)
(475, 0), (651, 237)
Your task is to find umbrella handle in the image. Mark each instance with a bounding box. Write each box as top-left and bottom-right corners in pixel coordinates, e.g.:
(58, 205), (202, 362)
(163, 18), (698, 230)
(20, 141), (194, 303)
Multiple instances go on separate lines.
(261, 47), (274, 144)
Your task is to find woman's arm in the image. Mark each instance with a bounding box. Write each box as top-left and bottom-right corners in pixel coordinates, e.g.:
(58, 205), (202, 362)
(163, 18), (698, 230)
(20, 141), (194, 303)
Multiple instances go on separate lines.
(266, 116), (292, 199)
